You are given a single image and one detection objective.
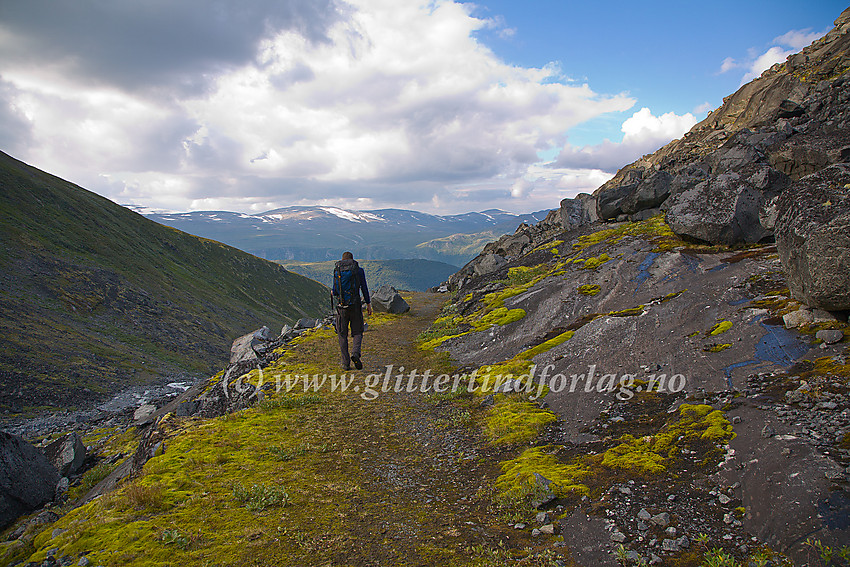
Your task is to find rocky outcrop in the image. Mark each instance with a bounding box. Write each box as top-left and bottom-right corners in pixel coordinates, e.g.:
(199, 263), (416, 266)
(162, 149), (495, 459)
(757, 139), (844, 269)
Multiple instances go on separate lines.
(442, 196), (597, 291)
(775, 163), (850, 310)
(557, 193), (598, 229)
(229, 326), (273, 364)
(1, 432), (59, 528)
(592, 7), (850, 244)
(371, 285), (410, 314)
(43, 432), (86, 478)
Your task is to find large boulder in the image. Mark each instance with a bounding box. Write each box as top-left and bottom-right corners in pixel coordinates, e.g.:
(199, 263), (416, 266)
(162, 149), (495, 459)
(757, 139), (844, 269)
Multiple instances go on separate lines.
(620, 171), (672, 216)
(558, 193), (598, 229)
(43, 431), (86, 477)
(371, 285), (410, 314)
(596, 168), (644, 220)
(665, 170), (777, 244)
(229, 326), (272, 363)
(1, 431), (60, 528)
(473, 253), (507, 277)
(775, 164), (850, 310)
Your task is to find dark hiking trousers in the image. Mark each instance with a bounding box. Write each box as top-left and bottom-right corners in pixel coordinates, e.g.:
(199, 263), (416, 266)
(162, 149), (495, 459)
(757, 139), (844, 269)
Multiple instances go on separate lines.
(336, 305), (364, 368)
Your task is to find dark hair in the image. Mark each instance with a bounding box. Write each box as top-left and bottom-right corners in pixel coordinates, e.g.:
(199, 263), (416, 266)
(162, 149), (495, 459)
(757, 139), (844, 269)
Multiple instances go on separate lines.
(342, 251), (354, 260)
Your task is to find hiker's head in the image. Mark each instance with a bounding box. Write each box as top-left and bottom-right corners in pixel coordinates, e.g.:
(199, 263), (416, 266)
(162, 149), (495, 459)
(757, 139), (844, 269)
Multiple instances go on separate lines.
(342, 251), (354, 260)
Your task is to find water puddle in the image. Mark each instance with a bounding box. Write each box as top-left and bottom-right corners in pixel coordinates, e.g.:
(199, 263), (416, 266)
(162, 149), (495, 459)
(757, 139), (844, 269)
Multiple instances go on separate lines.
(632, 251), (661, 290)
(723, 320), (811, 388)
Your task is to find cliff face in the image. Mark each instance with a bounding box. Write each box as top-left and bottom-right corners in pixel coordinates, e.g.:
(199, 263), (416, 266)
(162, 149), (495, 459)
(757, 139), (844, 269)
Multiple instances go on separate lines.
(450, 7), (850, 312)
(594, 6), (850, 240)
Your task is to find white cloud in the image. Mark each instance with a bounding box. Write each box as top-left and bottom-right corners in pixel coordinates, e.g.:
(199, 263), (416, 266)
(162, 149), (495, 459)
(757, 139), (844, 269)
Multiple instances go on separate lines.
(774, 28), (826, 50)
(725, 26), (829, 85)
(740, 46), (792, 84)
(693, 101), (713, 114)
(0, 0), (637, 214)
(552, 107), (697, 173)
(718, 57), (739, 74)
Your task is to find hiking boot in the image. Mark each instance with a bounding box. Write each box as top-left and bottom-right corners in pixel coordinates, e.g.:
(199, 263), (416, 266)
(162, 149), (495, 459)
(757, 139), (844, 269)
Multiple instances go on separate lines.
(351, 354), (363, 370)
(343, 364), (351, 371)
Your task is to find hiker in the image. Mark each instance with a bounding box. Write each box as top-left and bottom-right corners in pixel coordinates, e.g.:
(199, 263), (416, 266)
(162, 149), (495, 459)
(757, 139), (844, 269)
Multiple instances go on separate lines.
(332, 251), (372, 370)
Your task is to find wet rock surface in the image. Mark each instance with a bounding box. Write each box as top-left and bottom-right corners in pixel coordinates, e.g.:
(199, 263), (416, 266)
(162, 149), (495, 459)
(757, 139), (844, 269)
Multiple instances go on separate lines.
(435, 210), (849, 564)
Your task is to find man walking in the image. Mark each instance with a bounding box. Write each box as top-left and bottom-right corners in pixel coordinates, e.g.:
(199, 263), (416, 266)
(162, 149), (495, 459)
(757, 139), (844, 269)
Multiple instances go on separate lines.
(332, 251), (372, 370)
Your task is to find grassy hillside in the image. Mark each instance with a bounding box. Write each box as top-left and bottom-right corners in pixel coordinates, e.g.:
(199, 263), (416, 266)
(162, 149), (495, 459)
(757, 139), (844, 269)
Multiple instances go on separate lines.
(0, 151), (329, 415)
(414, 231), (501, 266)
(282, 259), (459, 291)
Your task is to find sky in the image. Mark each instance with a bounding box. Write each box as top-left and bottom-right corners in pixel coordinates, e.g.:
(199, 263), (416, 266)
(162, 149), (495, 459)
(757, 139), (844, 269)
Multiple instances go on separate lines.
(0, 1), (846, 215)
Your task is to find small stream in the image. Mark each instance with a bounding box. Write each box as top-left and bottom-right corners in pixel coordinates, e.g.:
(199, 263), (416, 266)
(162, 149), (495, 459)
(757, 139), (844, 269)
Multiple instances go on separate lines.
(0, 376), (196, 440)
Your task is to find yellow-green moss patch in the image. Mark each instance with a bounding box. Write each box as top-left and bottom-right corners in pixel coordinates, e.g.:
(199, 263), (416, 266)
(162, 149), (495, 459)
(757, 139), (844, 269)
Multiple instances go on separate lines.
(518, 331), (575, 360)
(609, 306), (645, 317)
(496, 447), (591, 502)
(601, 403), (734, 475)
(578, 284), (601, 296)
(580, 253), (611, 270)
(709, 321), (733, 336)
(486, 399), (557, 445)
(471, 307), (526, 331)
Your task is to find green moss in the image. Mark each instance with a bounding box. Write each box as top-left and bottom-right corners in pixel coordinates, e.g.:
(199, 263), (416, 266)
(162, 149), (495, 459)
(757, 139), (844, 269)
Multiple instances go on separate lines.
(505, 265), (548, 287)
(572, 215), (686, 252)
(416, 314), (464, 348)
(471, 307), (526, 331)
(660, 290), (686, 302)
(578, 284), (601, 296)
(601, 434), (667, 474)
(601, 404), (734, 475)
(608, 306), (645, 317)
(518, 331), (575, 360)
(580, 253), (611, 270)
(418, 331), (470, 351)
(809, 356), (850, 378)
(486, 399), (558, 445)
(709, 321), (733, 336)
(704, 343), (733, 353)
(496, 447), (591, 502)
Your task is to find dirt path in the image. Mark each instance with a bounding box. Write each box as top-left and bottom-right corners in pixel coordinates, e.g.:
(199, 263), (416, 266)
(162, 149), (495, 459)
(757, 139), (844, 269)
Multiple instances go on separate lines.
(8, 293), (571, 567)
(305, 292), (539, 565)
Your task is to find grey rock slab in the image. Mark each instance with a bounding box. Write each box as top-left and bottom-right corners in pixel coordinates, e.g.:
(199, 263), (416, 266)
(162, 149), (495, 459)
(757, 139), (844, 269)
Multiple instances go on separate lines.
(43, 432), (86, 477)
(816, 329), (844, 344)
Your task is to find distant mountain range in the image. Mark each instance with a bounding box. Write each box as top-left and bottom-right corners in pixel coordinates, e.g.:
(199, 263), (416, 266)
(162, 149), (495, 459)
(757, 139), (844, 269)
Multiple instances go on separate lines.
(283, 259), (460, 292)
(0, 151), (328, 415)
(134, 206), (551, 266)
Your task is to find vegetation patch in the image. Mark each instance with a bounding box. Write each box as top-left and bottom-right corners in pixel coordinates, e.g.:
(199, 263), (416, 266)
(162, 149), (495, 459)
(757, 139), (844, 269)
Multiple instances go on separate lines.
(231, 482), (289, 512)
(471, 307), (526, 331)
(486, 398), (558, 445)
(704, 343), (733, 353)
(579, 253), (611, 270)
(496, 447), (591, 502)
(578, 284), (601, 296)
(709, 321), (733, 336)
(572, 215), (688, 252)
(609, 306), (645, 317)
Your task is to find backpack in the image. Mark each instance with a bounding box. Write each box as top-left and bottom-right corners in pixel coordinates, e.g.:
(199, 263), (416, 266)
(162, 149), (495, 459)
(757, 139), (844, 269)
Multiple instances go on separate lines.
(334, 259), (361, 308)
